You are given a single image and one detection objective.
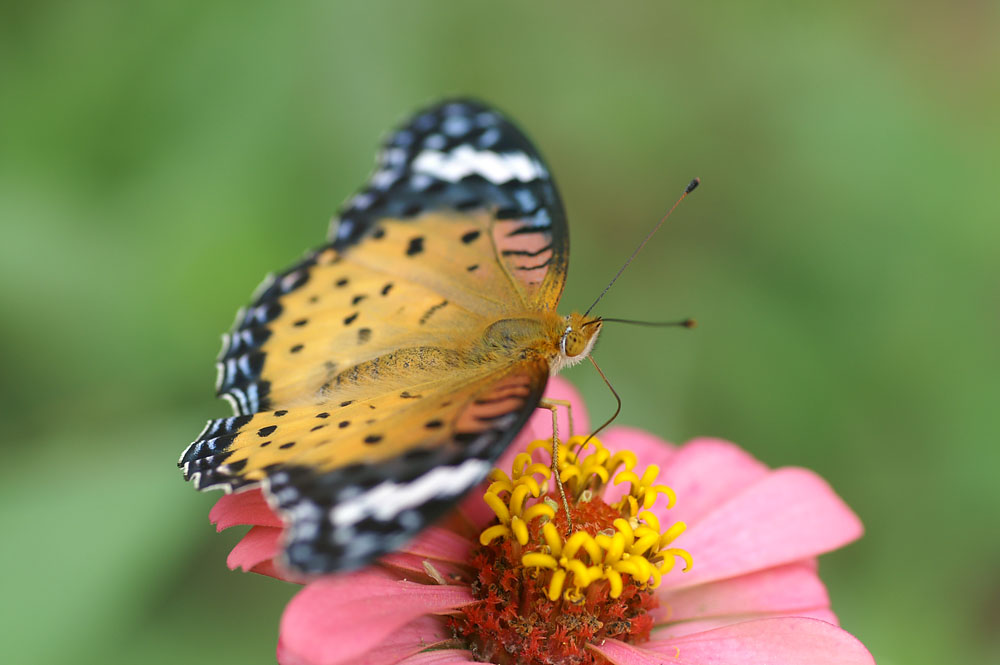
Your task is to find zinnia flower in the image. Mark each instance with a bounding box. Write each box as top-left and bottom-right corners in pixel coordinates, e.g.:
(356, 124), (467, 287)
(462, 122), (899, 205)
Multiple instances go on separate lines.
(209, 378), (873, 665)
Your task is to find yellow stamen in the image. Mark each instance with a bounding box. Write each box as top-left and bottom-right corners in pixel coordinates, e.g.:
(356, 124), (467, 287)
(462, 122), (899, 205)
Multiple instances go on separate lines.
(522, 502), (555, 523)
(605, 531), (626, 562)
(632, 533), (660, 557)
(563, 531), (601, 563)
(613, 559), (641, 578)
(487, 480), (512, 495)
(664, 548), (694, 572)
(639, 510), (660, 532)
(480, 524), (511, 546)
(565, 559), (592, 587)
(515, 475), (543, 497)
(660, 521), (687, 547)
(548, 568), (567, 601)
(606, 568), (624, 598)
(510, 484), (533, 515)
(483, 492), (511, 523)
(608, 450), (638, 473)
(511, 516), (530, 545)
(542, 521), (563, 555)
(522, 552), (558, 569)
(479, 436), (692, 603)
(614, 518), (635, 548)
(646, 485), (676, 510)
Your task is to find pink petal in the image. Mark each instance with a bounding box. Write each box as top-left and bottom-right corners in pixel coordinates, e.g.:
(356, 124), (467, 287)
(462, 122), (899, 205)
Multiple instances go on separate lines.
(458, 485), (498, 532)
(380, 552), (469, 583)
(210, 488), (284, 530)
(227, 525), (282, 572)
(396, 650), (479, 665)
(249, 557), (301, 582)
(587, 640), (668, 665)
(400, 526), (474, 563)
(661, 468), (863, 590)
(279, 570), (474, 665)
(593, 618), (874, 665)
(656, 438), (770, 526)
(327, 616), (451, 665)
(650, 608), (840, 640)
(653, 561), (829, 623)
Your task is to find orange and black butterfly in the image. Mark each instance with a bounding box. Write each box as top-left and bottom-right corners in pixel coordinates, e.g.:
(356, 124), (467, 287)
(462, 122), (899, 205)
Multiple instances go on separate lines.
(179, 100), (604, 573)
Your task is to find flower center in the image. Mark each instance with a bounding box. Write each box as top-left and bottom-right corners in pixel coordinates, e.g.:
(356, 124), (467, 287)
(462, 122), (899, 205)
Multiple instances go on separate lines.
(451, 437), (692, 665)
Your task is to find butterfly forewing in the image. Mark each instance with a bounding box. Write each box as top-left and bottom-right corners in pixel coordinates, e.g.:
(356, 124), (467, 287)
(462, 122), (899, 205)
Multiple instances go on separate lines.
(181, 99), (569, 573)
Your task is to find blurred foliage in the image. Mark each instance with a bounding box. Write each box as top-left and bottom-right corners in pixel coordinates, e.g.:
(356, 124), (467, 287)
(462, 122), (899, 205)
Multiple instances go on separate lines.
(2, 2), (998, 664)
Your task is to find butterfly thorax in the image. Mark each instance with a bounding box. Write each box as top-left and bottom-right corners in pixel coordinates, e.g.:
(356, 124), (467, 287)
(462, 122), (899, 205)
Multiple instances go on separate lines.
(471, 310), (600, 375)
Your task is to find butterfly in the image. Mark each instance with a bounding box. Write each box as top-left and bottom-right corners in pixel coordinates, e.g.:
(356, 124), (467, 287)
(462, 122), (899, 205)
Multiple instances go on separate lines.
(179, 100), (605, 574)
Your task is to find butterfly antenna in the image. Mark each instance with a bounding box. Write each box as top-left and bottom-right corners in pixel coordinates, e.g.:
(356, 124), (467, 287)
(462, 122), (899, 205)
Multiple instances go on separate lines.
(587, 317), (697, 328)
(577, 355), (622, 455)
(583, 178), (700, 318)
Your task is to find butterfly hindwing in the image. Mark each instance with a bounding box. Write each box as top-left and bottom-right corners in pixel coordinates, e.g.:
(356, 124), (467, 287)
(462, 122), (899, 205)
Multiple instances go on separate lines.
(267, 358), (548, 573)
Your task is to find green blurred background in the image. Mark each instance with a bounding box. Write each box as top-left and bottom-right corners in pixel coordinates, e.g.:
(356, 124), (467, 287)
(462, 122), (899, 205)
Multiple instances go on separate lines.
(2, 2), (997, 664)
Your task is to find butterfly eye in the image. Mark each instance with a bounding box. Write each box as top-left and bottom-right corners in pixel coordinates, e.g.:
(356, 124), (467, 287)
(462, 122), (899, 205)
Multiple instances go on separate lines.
(563, 330), (589, 357)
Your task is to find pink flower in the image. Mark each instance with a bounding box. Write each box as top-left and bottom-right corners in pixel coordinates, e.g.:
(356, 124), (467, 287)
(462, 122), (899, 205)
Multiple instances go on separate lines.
(209, 378), (873, 665)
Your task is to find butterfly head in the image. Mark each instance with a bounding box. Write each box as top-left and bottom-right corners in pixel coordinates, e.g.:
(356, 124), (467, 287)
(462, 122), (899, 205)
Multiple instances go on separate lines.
(557, 313), (602, 368)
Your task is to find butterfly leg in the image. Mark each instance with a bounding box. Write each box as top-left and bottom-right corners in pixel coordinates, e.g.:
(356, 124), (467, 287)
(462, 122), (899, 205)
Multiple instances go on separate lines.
(538, 399), (575, 532)
(546, 397), (600, 461)
(544, 398), (576, 438)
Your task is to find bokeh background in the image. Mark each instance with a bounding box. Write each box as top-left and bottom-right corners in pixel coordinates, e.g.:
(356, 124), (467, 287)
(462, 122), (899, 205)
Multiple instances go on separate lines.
(2, 2), (997, 664)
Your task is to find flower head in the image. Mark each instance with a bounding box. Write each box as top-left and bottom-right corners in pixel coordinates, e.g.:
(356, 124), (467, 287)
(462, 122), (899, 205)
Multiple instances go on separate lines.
(451, 435), (691, 665)
(209, 378), (874, 665)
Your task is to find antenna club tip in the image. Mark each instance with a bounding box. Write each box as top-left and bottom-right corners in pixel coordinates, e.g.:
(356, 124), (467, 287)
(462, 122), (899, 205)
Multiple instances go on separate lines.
(685, 178), (700, 194)
(683, 318), (697, 329)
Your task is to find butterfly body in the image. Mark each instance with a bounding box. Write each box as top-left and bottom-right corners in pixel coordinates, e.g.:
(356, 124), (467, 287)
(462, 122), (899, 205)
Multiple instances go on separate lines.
(181, 100), (600, 573)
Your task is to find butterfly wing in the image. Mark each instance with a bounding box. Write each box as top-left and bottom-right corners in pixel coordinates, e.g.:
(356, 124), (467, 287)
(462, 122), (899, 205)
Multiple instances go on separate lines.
(181, 100), (568, 572)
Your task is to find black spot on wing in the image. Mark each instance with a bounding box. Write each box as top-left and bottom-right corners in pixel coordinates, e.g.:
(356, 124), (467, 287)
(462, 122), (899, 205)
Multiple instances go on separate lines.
(502, 243), (553, 258)
(418, 300), (448, 325)
(406, 236), (425, 256)
(516, 257), (554, 271)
